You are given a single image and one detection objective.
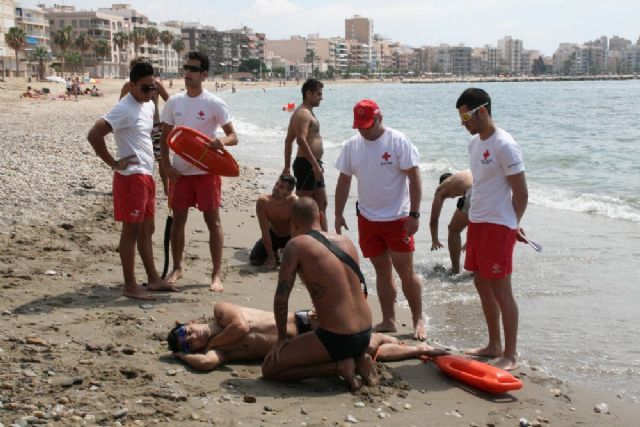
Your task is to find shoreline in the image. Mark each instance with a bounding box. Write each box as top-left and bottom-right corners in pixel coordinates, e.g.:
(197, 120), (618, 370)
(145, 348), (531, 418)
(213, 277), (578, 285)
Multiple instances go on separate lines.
(0, 79), (637, 425)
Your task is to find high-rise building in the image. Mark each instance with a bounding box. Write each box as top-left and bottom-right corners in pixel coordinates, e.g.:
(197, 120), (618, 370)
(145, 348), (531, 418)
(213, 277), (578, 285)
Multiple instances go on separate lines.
(0, 0), (16, 78)
(498, 36), (523, 74)
(450, 45), (472, 75)
(15, 5), (50, 78)
(345, 15), (372, 69)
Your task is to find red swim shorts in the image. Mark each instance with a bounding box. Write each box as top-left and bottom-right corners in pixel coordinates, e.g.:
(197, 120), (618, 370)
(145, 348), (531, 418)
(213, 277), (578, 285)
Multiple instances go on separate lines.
(169, 174), (221, 211)
(357, 214), (415, 258)
(112, 173), (155, 223)
(464, 222), (517, 279)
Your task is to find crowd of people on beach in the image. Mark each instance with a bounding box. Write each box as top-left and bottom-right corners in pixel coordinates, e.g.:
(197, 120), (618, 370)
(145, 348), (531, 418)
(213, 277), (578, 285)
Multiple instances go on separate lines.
(86, 51), (528, 391)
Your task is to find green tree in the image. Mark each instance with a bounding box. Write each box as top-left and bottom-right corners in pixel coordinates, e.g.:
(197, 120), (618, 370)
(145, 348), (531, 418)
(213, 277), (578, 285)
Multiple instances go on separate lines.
(62, 51), (82, 73)
(531, 57), (546, 75)
(145, 27), (159, 46)
(112, 31), (129, 77)
(239, 58), (266, 74)
(304, 48), (320, 77)
(29, 46), (50, 80)
(94, 40), (111, 78)
(171, 38), (185, 68)
(159, 30), (174, 76)
(5, 27), (27, 76)
(74, 32), (94, 74)
(52, 25), (72, 73)
(130, 27), (147, 58)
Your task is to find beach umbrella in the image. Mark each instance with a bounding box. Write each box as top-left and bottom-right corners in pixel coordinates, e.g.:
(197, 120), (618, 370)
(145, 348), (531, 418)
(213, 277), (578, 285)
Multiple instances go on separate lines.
(46, 75), (66, 84)
(89, 78), (96, 84)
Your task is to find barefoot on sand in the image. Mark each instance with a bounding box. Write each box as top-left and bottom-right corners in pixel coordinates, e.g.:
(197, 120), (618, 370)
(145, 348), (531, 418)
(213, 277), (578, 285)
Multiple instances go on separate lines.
(464, 346), (503, 358)
(146, 278), (180, 292)
(210, 275), (223, 292)
(336, 358), (361, 391)
(165, 268), (182, 285)
(373, 321), (397, 333)
(122, 286), (155, 301)
(414, 318), (427, 341)
(494, 357), (518, 371)
(355, 354), (379, 387)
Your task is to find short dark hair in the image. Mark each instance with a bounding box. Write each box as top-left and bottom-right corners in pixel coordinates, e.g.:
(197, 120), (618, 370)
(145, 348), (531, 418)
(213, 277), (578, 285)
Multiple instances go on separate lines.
(292, 197), (319, 226)
(130, 61), (154, 83)
(439, 173), (453, 184)
(301, 78), (323, 99)
(129, 57), (149, 70)
(456, 88), (491, 115)
(187, 51), (209, 72)
(167, 323), (184, 353)
(280, 174), (296, 191)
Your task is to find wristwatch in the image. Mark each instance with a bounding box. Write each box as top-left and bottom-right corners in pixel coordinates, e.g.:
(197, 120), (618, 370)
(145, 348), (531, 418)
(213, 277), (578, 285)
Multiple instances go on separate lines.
(409, 211), (420, 219)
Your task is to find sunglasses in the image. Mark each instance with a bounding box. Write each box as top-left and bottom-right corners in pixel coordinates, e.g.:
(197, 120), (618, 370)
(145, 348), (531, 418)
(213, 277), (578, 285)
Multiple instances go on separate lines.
(183, 64), (204, 72)
(139, 84), (158, 93)
(460, 102), (488, 122)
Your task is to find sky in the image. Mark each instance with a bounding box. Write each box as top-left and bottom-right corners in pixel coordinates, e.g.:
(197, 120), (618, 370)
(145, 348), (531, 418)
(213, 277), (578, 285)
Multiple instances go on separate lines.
(21, 0), (640, 56)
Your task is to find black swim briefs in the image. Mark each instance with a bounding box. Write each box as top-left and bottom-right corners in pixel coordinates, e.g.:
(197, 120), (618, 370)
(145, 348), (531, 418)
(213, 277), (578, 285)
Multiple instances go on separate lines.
(315, 327), (372, 361)
(295, 309), (312, 334)
(293, 157), (325, 191)
(249, 229), (291, 265)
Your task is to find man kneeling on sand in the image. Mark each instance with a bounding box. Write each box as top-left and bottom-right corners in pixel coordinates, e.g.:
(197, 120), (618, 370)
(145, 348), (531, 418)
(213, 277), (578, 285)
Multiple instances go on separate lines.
(167, 300), (445, 372)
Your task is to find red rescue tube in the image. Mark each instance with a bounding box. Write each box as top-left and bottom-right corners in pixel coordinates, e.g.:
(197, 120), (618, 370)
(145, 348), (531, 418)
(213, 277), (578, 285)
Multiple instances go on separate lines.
(167, 126), (240, 177)
(421, 354), (523, 394)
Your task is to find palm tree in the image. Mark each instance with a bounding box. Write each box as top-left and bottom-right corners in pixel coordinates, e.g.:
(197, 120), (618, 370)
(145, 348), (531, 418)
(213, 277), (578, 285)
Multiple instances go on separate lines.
(159, 30), (174, 76)
(171, 38), (185, 68)
(304, 48), (320, 78)
(94, 40), (110, 78)
(52, 25), (72, 73)
(5, 27), (27, 77)
(74, 32), (94, 75)
(29, 46), (50, 80)
(112, 31), (129, 77)
(129, 27), (147, 59)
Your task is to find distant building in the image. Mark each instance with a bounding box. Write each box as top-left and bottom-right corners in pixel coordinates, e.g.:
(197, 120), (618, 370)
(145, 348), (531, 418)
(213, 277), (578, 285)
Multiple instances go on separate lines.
(345, 15), (372, 70)
(609, 35), (632, 51)
(15, 5), (50, 77)
(498, 36), (523, 74)
(0, 0), (16, 78)
(450, 45), (472, 75)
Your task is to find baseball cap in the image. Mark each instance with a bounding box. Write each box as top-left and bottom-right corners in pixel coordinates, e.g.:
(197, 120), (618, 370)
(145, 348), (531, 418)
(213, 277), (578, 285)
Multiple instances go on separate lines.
(352, 99), (381, 129)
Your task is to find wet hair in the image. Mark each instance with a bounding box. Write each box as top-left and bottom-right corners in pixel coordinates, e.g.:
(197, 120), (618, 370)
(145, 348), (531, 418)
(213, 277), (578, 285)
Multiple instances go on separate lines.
(280, 174), (296, 191)
(187, 51), (209, 72)
(292, 197), (319, 226)
(167, 323), (190, 353)
(456, 88), (491, 115)
(301, 78), (323, 99)
(129, 61), (154, 83)
(439, 173), (453, 184)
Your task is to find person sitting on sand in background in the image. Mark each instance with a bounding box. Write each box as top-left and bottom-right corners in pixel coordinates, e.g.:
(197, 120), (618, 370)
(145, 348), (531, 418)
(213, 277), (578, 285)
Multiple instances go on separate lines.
(167, 301), (445, 371)
(250, 175), (298, 268)
(262, 198), (377, 391)
(87, 61), (173, 301)
(429, 169), (473, 274)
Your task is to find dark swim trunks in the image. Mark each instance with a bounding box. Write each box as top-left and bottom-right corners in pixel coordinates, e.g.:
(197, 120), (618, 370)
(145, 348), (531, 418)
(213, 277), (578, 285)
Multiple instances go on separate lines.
(249, 229), (290, 265)
(293, 157), (325, 191)
(456, 187), (472, 214)
(315, 327), (372, 361)
(295, 309), (312, 334)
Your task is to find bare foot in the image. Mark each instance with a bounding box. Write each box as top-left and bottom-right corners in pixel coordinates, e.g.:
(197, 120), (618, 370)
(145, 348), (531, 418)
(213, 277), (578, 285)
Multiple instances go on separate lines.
(147, 278), (180, 292)
(165, 268), (182, 285)
(464, 346), (502, 358)
(494, 357), (518, 371)
(355, 354), (379, 387)
(209, 275), (223, 292)
(373, 321), (397, 333)
(336, 358), (361, 392)
(122, 285), (155, 301)
(414, 318), (427, 341)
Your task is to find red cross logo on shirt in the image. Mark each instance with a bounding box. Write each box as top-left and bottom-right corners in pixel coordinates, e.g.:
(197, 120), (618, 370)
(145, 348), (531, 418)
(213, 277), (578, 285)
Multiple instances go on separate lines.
(483, 149), (490, 160)
(382, 152), (391, 161)
(198, 111), (205, 118)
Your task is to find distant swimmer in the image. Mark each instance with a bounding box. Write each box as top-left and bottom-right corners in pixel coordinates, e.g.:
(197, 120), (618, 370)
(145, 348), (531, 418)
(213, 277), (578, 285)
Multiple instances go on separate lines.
(429, 170), (473, 274)
(282, 78), (328, 231)
(456, 88), (528, 371)
(250, 175), (298, 268)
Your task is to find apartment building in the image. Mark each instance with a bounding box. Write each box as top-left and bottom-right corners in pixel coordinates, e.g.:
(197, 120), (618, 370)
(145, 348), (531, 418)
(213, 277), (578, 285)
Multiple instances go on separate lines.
(450, 45), (472, 75)
(345, 15), (372, 69)
(0, 0), (15, 77)
(498, 36), (523, 74)
(15, 5), (50, 77)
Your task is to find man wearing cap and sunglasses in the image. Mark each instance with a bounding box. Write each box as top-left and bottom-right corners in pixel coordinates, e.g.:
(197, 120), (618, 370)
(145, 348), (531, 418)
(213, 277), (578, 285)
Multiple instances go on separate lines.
(87, 61), (172, 301)
(335, 100), (427, 341)
(455, 88), (528, 371)
(160, 51), (238, 293)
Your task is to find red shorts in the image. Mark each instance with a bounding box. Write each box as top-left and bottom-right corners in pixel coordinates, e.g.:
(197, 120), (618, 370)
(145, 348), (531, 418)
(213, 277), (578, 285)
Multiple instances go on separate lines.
(112, 173), (155, 223)
(464, 222), (517, 279)
(169, 174), (221, 211)
(357, 214), (415, 258)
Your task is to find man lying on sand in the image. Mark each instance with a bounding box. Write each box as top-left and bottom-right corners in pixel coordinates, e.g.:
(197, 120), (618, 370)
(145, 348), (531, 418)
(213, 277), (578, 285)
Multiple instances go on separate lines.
(167, 301), (445, 373)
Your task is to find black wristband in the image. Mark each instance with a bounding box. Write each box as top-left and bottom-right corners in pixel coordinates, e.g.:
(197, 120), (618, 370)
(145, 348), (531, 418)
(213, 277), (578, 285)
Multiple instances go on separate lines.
(315, 180), (325, 188)
(408, 211), (420, 219)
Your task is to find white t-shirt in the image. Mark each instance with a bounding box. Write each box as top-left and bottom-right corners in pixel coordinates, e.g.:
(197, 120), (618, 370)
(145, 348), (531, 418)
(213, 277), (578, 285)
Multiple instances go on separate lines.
(335, 127), (420, 221)
(103, 93), (155, 176)
(161, 89), (232, 175)
(468, 127), (525, 229)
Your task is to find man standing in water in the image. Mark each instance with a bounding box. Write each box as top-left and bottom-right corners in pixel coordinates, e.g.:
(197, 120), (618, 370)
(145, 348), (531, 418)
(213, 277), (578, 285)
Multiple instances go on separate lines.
(160, 51), (238, 292)
(282, 78), (327, 231)
(456, 88), (528, 370)
(87, 62), (171, 300)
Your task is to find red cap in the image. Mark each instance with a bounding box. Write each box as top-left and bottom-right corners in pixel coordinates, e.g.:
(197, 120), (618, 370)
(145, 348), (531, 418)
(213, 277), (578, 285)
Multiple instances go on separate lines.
(352, 99), (381, 129)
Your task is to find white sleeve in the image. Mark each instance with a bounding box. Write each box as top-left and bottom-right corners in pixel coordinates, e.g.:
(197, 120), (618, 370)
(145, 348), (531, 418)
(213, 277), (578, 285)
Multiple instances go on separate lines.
(335, 143), (353, 176)
(397, 136), (420, 170)
(103, 102), (131, 132)
(498, 141), (525, 176)
(213, 99), (232, 126)
(160, 96), (175, 125)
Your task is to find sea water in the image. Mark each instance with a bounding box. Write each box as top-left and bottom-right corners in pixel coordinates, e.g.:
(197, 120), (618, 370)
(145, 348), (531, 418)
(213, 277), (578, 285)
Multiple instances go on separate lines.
(219, 80), (640, 400)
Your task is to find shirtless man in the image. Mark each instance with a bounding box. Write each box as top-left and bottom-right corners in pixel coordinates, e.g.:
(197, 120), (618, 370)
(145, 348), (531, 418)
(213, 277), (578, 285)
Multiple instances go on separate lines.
(429, 170), (473, 274)
(250, 175), (298, 268)
(168, 301), (445, 371)
(282, 78), (327, 231)
(262, 198), (376, 390)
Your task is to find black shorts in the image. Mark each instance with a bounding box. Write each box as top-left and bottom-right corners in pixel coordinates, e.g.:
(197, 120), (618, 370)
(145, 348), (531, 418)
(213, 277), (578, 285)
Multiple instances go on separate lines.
(293, 157), (324, 191)
(249, 229), (290, 265)
(295, 309), (312, 334)
(315, 327), (371, 361)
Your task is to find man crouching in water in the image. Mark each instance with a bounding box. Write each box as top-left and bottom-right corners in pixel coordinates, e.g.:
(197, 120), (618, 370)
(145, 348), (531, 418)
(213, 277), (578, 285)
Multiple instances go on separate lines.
(262, 197), (376, 391)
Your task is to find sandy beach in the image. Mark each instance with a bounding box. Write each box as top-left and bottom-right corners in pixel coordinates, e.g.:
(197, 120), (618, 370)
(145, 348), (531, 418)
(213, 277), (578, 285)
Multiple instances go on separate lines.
(0, 77), (637, 426)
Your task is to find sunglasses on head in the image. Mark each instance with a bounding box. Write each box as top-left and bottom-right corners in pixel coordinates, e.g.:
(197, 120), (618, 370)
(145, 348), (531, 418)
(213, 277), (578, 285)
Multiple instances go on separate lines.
(461, 102), (488, 122)
(139, 84), (158, 93)
(183, 64), (204, 72)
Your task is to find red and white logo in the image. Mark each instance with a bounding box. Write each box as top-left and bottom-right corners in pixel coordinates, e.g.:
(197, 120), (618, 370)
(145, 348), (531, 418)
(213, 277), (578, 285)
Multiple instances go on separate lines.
(481, 149), (492, 165)
(197, 110), (205, 120)
(382, 152), (391, 161)
(483, 149), (490, 160)
(491, 262), (502, 275)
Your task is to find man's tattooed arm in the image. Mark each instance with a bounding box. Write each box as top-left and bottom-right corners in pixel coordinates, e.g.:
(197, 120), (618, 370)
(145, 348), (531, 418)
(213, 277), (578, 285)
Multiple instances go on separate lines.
(274, 244), (297, 341)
